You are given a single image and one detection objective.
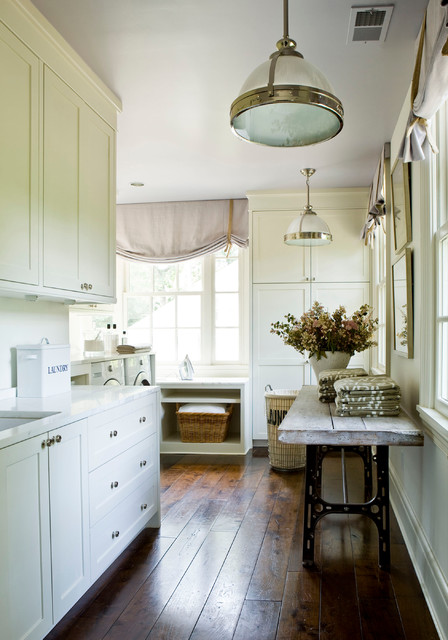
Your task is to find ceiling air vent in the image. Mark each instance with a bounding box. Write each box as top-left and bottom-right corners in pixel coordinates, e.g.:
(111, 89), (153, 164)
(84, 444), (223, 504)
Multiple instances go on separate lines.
(347, 5), (394, 43)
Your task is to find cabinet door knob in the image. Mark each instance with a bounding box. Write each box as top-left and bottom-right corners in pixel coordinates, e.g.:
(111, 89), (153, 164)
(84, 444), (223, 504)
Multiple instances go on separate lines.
(55, 434), (62, 443)
(140, 459), (147, 467)
(112, 530), (120, 539)
(312, 277), (315, 281)
(139, 416), (146, 423)
(88, 284), (93, 290)
(305, 276), (309, 281)
(46, 437), (55, 447)
(141, 503), (148, 510)
(110, 430), (118, 438)
(41, 440), (46, 449)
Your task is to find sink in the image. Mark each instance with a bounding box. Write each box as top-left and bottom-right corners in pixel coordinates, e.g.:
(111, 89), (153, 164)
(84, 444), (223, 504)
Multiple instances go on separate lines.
(0, 411), (61, 431)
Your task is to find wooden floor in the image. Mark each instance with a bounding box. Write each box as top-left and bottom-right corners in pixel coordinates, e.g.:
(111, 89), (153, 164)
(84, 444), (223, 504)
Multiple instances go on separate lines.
(47, 450), (439, 640)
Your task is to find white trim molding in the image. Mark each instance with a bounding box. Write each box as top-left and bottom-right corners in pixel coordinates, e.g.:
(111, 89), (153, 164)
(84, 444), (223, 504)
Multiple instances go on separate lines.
(417, 405), (448, 456)
(390, 464), (448, 640)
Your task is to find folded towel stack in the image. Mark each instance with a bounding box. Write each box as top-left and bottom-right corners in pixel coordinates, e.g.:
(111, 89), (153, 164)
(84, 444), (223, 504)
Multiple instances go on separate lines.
(333, 375), (401, 417)
(318, 368), (368, 403)
(116, 344), (152, 354)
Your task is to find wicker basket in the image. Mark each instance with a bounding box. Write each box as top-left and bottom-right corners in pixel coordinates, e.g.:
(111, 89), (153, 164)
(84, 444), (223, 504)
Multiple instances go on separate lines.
(176, 403), (233, 443)
(265, 389), (306, 470)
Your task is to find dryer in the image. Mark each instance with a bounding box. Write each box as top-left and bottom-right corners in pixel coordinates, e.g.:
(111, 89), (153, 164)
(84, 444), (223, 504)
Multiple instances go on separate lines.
(124, 354), (152, 386)
(91, 359), (125, 385)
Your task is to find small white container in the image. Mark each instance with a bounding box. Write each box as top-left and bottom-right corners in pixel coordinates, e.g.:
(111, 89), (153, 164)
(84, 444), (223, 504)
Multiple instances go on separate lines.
(16, 343), (71, 397)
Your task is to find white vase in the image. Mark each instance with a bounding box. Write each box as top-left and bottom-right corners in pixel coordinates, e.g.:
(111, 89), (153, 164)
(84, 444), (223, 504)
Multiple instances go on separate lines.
(308, 351), (351, 378)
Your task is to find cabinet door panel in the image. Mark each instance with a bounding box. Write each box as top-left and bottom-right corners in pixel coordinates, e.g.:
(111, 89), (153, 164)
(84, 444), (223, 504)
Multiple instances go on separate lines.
(312, 282), (370, 370)
(252, 365), (306, 440)
(311, 210), (369, 283)
(252, 212), (310, 283)
(43, 67), (82, 292)
(79, 109), (115, 297)
(0, 436), (52, 640)
(0, 24), (39, 285)
(49, 419), (90, 623)
(253, 284), (310, 364)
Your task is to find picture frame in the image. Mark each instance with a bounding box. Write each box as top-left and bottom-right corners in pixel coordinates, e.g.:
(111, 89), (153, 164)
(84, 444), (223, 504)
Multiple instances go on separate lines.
(391, 157), (412, 254)
(392, 248), (413, 358)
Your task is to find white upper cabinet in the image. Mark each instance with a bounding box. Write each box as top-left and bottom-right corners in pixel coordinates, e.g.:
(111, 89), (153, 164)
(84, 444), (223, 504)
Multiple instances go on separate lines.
(43, 69), (115, 298)
(0, 1), (120, 303)
(0, 23), (39, 286)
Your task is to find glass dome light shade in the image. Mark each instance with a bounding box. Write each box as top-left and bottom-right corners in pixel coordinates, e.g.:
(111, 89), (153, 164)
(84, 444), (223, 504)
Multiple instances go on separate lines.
(284, 209), (332, 246)
(230, 54), (343, 147)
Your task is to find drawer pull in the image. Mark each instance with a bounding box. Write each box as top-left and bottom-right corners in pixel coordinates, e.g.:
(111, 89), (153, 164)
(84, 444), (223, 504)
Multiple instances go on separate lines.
(110, 481), (119, 489)
(55, 435), (62, 443)
(140, 460), (147, 467)
(112, 530), (120, 539)
(139, 416), (147, 423)
(109, 430), (118, 438)
(141, 503), (148, 510)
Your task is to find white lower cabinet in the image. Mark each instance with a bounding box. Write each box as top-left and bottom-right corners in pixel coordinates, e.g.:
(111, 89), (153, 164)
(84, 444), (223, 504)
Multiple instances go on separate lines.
(0, 390), (160, 640)
(0, 419), (88, 640)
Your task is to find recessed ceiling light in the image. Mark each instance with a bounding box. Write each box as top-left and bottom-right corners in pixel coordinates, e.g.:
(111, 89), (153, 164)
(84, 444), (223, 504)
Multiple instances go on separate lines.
(130, 182), (144, 187)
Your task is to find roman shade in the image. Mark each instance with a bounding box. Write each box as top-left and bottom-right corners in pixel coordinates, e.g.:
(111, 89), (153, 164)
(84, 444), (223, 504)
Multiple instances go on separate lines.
(399, 0), (448, 162)
(116, 199), (248, 263)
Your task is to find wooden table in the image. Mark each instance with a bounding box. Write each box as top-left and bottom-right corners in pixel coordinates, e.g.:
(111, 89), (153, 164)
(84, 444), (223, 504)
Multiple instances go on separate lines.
(279, 386), (424, 570)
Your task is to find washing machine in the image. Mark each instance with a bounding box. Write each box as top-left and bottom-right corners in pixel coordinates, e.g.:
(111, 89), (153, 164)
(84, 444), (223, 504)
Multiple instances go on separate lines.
(90, 359), (125, 385)
(124, 354), (152, 386)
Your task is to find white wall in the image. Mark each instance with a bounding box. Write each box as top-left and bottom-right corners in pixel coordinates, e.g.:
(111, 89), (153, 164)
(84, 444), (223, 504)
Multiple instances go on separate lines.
(0, 298), (69, 390)
(388, 90), (448, 638)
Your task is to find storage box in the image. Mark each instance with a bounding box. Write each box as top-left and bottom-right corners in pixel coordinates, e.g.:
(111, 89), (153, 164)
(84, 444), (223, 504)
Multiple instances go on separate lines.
(176, 403), (233, 443)
(16, 343), (71, 397)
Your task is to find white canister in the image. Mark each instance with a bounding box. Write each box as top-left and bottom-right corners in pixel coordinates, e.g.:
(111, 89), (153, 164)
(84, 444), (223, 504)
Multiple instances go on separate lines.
(16, 343), (71, 397)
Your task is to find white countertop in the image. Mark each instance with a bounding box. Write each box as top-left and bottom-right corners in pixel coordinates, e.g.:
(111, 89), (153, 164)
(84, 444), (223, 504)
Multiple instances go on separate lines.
(0, 385), (159, 449)
(157, 377), (249, 387)
(71, 350), (153, 365)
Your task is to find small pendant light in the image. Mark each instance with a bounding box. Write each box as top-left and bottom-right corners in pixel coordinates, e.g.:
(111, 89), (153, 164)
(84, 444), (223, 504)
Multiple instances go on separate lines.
(284, 169), (332, 246)
(230, 0), (343, 147)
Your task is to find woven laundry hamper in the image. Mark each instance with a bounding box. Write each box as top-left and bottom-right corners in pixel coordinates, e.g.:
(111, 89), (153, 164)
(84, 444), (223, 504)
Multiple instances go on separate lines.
(265, 388), (306, 470)
(176, 403), (233, 442)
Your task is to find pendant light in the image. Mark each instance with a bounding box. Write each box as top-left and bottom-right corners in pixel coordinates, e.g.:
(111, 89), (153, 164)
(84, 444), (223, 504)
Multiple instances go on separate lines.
(284, 169), (332, 246)
(230, 0), (343, 147)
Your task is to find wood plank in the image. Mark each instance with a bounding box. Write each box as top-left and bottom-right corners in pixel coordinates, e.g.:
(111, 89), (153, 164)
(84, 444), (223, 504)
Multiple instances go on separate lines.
(358, 598), (406, 640)
(159, 464), (211, 517)
(103, 500), (225, 640)
(276, 571), (320, 640)
(246, 472), (301, 601)
(233, 601), (281, 640)
(189, 473), (283, 640)
(147, 531), (236, 640)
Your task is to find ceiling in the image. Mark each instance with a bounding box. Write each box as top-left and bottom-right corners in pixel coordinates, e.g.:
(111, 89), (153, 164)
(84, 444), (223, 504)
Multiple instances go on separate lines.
(31, 0), (427, 204)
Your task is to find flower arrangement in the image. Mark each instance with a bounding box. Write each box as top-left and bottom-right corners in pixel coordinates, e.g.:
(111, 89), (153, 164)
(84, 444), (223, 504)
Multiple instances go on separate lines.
(271, 301), (378, 360)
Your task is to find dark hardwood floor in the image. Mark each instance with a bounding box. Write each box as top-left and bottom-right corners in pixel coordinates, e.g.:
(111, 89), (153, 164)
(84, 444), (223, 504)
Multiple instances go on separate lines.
(46, 450), (439, 640)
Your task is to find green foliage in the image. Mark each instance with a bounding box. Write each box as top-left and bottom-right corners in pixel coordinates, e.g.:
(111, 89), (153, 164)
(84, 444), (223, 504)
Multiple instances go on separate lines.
(271, 301), (378, 360)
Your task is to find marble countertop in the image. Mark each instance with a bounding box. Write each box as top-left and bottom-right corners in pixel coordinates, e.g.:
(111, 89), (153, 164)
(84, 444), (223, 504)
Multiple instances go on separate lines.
(71, 350), (153, 366)
(0, 385), (159, 449)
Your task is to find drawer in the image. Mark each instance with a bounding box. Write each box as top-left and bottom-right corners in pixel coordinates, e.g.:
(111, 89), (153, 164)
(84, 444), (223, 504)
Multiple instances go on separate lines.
(89, 434), (157, 526)
(90, 478), (157, 581)
(88, 394), (157, 470)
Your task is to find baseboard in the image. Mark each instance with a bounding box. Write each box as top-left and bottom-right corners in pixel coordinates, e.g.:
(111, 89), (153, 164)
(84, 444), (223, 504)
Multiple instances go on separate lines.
(390, 464), (448, 640)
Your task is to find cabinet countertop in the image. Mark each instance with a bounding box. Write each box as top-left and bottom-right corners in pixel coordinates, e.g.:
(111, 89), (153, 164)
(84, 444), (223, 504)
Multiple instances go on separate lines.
(0, 385), (159, 450)
(71, 350), (153, 365)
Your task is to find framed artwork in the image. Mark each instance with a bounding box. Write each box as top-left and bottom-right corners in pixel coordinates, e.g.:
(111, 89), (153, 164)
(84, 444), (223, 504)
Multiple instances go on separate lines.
(392, 248), (413, 358)
(391, 157), (412, 254)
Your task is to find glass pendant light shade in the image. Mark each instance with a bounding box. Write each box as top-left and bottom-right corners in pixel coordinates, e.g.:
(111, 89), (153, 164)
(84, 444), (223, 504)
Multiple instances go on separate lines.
(230, 0), (343, 147)
(284, 169), (332, 246)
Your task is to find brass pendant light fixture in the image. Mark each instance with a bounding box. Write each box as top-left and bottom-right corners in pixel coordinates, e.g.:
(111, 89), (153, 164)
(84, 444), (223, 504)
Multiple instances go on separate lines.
(284, 169), (332, 245)
(230, 0), (343, 147)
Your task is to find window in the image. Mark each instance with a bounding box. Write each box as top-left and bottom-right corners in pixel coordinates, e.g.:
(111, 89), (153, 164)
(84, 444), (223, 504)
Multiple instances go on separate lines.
(120, 247), (246, 365)
(371, 192), (387, 373)
(431, 100), (448, 417)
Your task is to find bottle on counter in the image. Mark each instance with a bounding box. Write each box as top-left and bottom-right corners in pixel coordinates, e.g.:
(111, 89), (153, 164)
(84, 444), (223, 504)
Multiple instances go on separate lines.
(110, 324), (119, 353)
(104, 324), (112, 353)
(122, 330), (128, 345)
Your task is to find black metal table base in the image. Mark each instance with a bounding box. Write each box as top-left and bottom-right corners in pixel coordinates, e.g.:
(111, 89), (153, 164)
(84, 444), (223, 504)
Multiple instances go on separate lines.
(302, 444), (390, 570)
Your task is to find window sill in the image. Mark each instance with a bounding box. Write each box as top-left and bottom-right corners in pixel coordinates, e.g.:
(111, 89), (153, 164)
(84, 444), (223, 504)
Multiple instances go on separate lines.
(416, 405), (448, 456)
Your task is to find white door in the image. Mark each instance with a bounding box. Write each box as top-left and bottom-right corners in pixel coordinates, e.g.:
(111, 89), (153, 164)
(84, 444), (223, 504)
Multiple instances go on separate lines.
(79, 107), (115, 298)
(252, 211), (310, 283)
(43, 67), (82, 293)
(49, 419), (90, 623)
(0, 436), (52, 640)
(0, 24), (39, 285)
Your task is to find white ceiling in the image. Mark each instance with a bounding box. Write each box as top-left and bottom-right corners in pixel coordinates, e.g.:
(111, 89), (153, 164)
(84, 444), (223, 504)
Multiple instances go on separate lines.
(31, 0), (427, 204)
